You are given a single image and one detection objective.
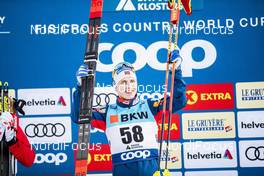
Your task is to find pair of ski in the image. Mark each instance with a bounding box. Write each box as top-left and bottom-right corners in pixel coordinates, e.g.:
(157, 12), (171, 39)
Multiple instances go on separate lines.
(0, 81), (16, 176)
(155, 0), (192, 175)
(74, 0), (104, 175)
(74, 0), (191, 175)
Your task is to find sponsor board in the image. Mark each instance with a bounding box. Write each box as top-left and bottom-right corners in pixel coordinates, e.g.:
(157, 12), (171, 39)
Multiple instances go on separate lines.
(105, 0), (203, 12)
(170, 172), (182, 176)
(184, 83), (234, 110)
(160, 142), (182, 169)
(183, 141), (237, 169)
(93, 87), (117, 107)
(87, 144), (112, 172)
(157, 112), (180, 140)
(185, 170), (238, 176)
(87, 174), (112, 176)
(238, 111), (264, 138)
(236, 82), (264, 109)
(34, 152), (67, 166)
(239, 140), (264, 167)
(18, 88), (71, 115)
(182, 112), (236, 139)
(19, 116), (72, 144)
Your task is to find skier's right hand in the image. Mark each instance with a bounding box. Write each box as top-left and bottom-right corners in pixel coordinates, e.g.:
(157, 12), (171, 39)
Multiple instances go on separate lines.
(0, 112), (17, 143)
(76, 64), (89, 86)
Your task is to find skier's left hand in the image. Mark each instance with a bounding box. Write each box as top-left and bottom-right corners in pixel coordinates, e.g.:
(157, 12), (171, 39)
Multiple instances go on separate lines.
(169, 49), (182, 71)
(0, 112), (17, 143)
(76, 64), (89, 86)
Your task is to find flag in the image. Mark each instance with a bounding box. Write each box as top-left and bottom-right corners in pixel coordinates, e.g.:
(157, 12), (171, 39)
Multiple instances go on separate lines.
(181, 0), (192, 15)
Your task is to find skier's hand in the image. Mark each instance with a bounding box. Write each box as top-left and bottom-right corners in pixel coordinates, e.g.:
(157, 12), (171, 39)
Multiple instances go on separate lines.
(0, 116), (5, 142)
(169, 49), (182, 71)
(0, 112), (17, 142)
(76, 64), (89, 86)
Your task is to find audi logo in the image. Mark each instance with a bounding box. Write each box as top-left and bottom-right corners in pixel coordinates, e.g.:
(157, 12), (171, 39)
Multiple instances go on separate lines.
(245, 146), (264, 161)
(93, 93), (117, 107)
(25, 123), (65, 138)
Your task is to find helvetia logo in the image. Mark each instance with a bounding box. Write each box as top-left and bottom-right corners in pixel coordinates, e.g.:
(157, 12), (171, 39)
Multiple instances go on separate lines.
(57, 96), (66, 106)
(187, 149), (233, 160)
(224, 149), (233, 160)
(26, 96), (66, 107)
(26, 99), (56, 106)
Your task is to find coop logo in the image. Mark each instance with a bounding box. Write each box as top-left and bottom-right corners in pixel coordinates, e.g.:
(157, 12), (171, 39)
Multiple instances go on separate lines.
(34, 152), (67, 166)
(184, 83), (234, 110)
(121, 150), (151, 161)
(18, 88), (71, 115)
(98, 40), (217, 77)
(236, 82), (264, 109)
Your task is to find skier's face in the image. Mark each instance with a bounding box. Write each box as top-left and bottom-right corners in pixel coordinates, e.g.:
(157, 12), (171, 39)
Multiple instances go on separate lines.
(116, 77), (137, 100)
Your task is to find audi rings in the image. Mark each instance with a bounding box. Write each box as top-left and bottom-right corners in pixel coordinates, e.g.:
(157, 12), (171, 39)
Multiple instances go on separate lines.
(93, 93), (117, 107)
(25, 123), (65, 138)
(245, 146), (264, 161)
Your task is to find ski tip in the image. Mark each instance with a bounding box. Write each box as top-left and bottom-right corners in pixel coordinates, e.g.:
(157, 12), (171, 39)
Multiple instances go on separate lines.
(75, 160), (88, 176)
(90, 0), (103, 18)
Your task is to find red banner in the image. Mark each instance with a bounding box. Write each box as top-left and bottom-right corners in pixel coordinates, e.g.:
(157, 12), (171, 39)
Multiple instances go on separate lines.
(183, 83), (235, 110)
(156, 112), (181, 140)
(87, 144), (112, 172)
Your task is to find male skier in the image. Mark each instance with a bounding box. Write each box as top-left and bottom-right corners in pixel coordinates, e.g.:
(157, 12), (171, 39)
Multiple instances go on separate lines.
(72, 49), (186, 176)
